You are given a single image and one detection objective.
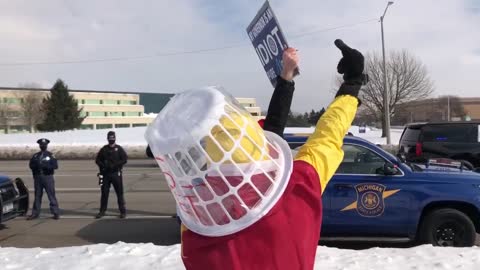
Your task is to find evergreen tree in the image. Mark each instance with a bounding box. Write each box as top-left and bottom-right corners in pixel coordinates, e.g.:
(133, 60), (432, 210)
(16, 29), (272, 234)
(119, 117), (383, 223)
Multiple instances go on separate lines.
(286, 110), (310, 127)
(307, 108), (326, 126)
(37, 79), (84, 131)
(307, 109), (316, 126)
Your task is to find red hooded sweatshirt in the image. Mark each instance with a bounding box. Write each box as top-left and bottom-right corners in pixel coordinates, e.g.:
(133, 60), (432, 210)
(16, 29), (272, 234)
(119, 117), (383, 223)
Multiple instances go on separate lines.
(181, 96), (358, 270)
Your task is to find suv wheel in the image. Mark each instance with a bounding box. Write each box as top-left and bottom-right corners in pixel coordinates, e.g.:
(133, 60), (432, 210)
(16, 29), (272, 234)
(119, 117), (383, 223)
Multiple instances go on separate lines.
(419, 208), (476, 247)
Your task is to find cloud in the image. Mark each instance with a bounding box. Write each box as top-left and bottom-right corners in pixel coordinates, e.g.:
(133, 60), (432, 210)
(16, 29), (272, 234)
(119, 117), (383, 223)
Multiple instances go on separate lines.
(0, 17), (59, 41)
(0, 0), (478, 113)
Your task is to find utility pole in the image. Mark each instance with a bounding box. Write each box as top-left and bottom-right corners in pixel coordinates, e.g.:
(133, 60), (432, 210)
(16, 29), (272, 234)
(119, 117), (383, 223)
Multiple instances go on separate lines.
(381, 1), (394, 144)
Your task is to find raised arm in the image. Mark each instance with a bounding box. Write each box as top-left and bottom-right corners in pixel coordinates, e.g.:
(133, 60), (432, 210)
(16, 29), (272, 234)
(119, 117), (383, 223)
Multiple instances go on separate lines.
(295, 39), (367, 194)
(262, 48), (299, 137)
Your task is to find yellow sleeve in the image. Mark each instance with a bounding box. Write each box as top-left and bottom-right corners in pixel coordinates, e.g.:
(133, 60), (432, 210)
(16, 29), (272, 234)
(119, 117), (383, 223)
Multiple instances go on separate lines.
(294, 95), (358, 194)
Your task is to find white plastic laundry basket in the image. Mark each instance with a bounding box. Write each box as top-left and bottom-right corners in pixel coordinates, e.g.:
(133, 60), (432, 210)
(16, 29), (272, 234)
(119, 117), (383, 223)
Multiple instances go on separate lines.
(145, 87), (293, 236)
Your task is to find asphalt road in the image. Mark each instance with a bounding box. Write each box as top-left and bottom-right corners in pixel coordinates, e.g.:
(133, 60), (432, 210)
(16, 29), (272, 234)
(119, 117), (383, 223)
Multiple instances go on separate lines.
(1, 159), (478, 249)
(0, 159), (181, 248)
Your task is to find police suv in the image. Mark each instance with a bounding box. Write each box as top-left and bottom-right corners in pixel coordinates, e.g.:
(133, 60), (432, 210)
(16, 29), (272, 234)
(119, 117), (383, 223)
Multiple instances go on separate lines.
(288, 134), (480, 247)
(0, 175), (29, 225)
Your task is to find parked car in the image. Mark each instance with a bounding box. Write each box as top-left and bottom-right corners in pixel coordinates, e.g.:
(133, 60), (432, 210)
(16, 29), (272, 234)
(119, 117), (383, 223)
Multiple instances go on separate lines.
(398, 122), (480, 169)
(287, 134), (480, 247)
(0, 175), (29, 225)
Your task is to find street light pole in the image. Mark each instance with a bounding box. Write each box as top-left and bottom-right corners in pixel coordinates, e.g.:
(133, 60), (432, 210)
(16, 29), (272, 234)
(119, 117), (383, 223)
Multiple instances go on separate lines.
(381, 1), (394, 144)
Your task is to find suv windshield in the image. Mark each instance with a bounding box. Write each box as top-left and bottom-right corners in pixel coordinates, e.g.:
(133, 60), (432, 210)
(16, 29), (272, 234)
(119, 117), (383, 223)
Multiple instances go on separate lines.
(401, 127), (421, 142)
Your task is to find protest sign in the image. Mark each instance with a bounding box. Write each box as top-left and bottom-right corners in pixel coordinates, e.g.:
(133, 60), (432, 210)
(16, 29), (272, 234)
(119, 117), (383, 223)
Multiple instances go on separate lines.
(246, 1), (297, 87)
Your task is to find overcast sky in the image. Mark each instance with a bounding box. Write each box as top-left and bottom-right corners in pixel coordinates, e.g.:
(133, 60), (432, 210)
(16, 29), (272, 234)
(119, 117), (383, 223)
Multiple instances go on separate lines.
(0, 0), (479, 112)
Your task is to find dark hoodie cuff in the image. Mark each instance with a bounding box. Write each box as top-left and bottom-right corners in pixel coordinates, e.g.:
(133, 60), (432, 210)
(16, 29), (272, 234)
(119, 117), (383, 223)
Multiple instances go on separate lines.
(335, 83), (362, 106)
(276, 76), (295, 89)
(262, 76), (296, 137)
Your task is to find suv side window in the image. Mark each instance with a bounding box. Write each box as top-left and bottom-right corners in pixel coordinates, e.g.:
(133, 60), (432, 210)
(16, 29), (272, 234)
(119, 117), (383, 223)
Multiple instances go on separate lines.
(337, 144), (387, 175)
(421, 124), (477, 143)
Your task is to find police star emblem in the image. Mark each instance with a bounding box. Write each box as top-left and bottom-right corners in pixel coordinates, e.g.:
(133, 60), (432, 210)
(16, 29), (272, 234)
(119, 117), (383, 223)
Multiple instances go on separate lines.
(341, 183), (400, 217)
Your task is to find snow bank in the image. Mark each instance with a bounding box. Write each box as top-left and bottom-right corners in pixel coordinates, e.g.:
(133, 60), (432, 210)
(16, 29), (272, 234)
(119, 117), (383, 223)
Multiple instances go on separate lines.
(0, 242), (479, 270)
(0, 126), (402, 147)
(0, 126), (403, 159)
(0, 127), (149, 147)
(0, 127), (150, 160)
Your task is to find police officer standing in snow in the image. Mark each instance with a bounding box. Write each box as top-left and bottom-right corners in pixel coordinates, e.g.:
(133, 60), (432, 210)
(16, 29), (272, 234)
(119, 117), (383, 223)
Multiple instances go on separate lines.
(95, 131), (128, 219)
(28, 138), (60, 220)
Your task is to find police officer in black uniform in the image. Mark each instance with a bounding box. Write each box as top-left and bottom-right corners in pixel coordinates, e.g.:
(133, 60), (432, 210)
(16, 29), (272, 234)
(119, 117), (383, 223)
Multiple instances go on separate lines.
(95, 131), (128, 219)
(27, 138), (60, 220)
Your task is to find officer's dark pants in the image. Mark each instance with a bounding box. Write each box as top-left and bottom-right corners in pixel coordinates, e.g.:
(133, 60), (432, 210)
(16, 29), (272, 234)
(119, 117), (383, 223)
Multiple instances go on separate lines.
(100, 172), (126, 214)
(32, 174), (60, 216)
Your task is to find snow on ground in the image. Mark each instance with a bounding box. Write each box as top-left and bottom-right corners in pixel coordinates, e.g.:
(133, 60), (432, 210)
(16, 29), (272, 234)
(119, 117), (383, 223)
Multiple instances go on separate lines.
(1, 242), (479, 270)
(347, 126), (404, 145)
(0, 126), (403, 147)
(0, 127), (149, 147)
(0, 127), (470, 269)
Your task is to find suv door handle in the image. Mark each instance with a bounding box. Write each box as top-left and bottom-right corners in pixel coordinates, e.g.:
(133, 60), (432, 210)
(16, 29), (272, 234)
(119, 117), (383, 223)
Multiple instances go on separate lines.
(334, 184), (353, 189)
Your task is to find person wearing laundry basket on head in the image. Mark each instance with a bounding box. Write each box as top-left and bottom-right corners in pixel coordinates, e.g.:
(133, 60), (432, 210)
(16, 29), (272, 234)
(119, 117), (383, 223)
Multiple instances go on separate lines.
(145, 39), (366, 270)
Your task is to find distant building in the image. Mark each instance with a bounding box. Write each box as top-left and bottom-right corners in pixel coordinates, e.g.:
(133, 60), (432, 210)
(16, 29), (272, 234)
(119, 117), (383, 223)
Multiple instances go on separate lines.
(392, 96), (480, 125)
(0, 87), (262, 134)
(139, 94), (261, 117)
(235, 97), (262, 118)
(459, 97), (480, 120)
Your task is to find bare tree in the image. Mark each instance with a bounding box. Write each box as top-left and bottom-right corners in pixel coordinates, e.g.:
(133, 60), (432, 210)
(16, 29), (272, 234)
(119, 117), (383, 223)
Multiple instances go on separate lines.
(0, 102), (20, 134)
(19, 91), (45, 133)
(360, 50), (434, 136)
(0, 102), (8, 133)
(353, 106), (378, 126)
(18, 82), (42, 89)
(0, 83), (45, 134)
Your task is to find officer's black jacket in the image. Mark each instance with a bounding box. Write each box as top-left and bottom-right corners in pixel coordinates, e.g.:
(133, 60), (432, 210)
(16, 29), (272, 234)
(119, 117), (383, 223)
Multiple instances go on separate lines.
(95, 145), (128, 173)
(29, 151), (58, 175)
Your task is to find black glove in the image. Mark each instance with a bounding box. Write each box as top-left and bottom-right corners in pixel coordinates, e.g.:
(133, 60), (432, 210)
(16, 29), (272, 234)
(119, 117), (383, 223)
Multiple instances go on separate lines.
(334, 39), (368, 99)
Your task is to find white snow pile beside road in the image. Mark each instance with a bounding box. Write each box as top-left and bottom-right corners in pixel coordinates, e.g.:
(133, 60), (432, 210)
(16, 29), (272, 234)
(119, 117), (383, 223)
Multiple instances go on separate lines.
(0, 126), (403, 147)
(0, 127), (150, 159)
(0, 242), (479, 270)
(347, 126), (403, 145)
(0, 127), (149, 147)
(0, 125), (403, 159)
(284, 126), (403, 145)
